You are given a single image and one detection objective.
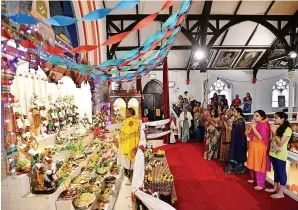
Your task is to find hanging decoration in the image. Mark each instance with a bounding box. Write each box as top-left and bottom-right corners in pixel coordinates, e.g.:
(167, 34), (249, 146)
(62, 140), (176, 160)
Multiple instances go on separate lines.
(4, 0), (140, 26)
(1, 0), (191, 83)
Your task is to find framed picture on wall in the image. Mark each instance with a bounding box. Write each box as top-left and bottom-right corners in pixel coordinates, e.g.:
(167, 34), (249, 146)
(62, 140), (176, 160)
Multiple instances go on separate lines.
(268, 49), (286, 60)
(169, 81), (175, 88)
(278, 96), (286, 107)
(212, 49), (241, 69)
(234, 49), (265, 69)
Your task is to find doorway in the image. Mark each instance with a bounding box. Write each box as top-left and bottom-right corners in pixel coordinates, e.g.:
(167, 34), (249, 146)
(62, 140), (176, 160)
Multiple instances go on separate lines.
(143, 80), (163, 121)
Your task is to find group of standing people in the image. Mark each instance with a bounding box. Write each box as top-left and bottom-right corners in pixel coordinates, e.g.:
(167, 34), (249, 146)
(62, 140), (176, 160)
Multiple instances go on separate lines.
(177, 91), (292, 199)
(201, 105), (292, 199)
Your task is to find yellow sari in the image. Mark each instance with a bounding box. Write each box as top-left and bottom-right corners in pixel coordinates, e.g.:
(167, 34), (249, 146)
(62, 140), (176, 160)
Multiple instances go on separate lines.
(119, 116), (140, 162)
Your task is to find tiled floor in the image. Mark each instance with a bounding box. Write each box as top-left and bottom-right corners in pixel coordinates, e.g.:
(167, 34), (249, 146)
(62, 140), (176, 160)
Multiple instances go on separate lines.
(114, 140), (164, 210)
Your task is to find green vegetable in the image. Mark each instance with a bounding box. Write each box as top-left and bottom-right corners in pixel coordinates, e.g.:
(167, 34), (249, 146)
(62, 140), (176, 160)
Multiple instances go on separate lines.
(16, 159), (30, 170)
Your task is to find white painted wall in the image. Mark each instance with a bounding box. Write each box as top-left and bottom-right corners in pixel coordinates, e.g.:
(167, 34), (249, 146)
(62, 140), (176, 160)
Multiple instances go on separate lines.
(121, 69), (298, 113)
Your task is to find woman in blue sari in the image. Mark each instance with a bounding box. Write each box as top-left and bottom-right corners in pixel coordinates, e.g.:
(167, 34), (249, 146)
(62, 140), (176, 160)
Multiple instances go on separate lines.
(225, 108), (247, 174)
(243, 92), (252, 113)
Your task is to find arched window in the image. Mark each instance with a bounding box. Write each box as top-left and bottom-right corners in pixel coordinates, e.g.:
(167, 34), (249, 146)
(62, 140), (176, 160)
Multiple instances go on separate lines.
(209, 79), (232, 105)
(272, 78), (295, 108)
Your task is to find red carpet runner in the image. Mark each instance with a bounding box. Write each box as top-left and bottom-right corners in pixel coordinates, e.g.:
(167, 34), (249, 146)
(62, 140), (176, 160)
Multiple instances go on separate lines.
(159, 142), (298, 210)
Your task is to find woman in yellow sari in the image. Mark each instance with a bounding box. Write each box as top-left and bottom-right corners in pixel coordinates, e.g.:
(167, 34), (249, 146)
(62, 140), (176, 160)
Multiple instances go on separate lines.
(117, 108), (140, 185)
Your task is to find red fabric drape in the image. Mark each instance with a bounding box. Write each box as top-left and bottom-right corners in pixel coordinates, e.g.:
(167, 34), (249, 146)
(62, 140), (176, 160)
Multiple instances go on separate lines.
(163, 58), (170, 144)
(136, 77), (143, 117)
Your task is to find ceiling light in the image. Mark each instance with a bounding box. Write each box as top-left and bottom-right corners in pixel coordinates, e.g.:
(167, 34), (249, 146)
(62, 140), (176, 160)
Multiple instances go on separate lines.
(194, 49), (206, 61)
(289, 51), (297, 59)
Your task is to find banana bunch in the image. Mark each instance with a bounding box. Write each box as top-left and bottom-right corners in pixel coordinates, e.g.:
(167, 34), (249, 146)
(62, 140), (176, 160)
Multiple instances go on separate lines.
(144, 174), (153, 183)
(144, 149), (153, 158)
(156, 149), (165, 156)
(162, 172), (174, 182)
(91, 154), (99, 162)
(145, 164), (153, 172)
(149, 160), (163, 167)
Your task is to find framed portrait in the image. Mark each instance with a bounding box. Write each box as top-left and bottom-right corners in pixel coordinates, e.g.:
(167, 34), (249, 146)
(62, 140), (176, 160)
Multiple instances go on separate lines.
(235, 50), (265, 69)
(268, 49), (286, 60)
(169, 81), (175, 88)
(212, 50), (241, 69)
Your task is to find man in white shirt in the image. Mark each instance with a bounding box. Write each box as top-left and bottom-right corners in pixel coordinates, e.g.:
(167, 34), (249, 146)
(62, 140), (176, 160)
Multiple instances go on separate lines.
(184, 91), (195, 103)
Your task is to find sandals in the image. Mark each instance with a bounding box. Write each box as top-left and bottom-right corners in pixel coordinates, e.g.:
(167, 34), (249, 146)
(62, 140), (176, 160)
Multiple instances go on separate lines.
(247, 179), (254, 184)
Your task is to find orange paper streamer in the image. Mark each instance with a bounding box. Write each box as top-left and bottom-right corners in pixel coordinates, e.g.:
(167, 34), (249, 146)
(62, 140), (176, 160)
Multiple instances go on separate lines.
(43, 45), (66, 55)
(102, 0), (175, 46)
(16, 40), (37, 49)
(70, 45), (98, 53)
(102, 31), (130, 46)
(175, 14), (185, 26)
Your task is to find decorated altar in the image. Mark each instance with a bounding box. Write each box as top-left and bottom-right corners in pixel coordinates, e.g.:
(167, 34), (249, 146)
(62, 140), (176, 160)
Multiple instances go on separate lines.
(110, 85), (142, 122)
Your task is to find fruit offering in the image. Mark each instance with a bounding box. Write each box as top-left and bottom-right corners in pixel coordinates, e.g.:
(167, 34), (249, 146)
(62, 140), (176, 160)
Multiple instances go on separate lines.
(145, 164), (152, 172)
(59, 188), (81, 200)
(73, 193), (96, 208)
(144, 149), (153, 159)
(110, 163), (120, 175)
(72, 173), (92, 184)
(91, 154), (100, 162)
(155, 149), (165, 157)
(88, 184), (101, 195)
(161, 172), (174, 182)
(149, 160), (163, 168)
(96, 167), (109, 175)
(144, 174), (153, 183)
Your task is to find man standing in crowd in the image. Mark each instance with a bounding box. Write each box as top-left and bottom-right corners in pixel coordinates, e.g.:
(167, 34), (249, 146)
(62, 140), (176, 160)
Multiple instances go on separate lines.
(232, 94), (242, 108)
(184, 91), (195, 107)
(116, 108), (140, 185)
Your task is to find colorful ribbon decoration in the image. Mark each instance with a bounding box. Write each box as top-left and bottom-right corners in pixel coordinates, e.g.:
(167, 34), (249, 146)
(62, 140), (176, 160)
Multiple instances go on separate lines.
(1, 0), (191, 83)
(5, 0), (140, 26)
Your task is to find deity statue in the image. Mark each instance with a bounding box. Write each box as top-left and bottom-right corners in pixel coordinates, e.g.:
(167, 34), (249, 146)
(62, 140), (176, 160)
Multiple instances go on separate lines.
(53, 103), (60, 133)
(40, 98), (48, 136)
(81, 113), (91, 130)
(29, 93), (42, 136)
(29, 150), (58, 194)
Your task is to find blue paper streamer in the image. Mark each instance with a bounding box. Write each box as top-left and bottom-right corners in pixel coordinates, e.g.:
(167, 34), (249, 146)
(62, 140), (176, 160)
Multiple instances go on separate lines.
(8, 14), (40, 24)
(45, 16), (78, 26)
(162, 12), (179, 29)
(81, 8), (113, 21)
(6, 0), (140, 25)
(114, 0), (140, 9)
(120, 48), (139, 59)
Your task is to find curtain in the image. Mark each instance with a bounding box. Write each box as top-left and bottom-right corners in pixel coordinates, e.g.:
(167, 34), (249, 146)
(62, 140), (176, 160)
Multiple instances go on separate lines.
(163, 58), (170, 144)
(136, 77), (143, 117)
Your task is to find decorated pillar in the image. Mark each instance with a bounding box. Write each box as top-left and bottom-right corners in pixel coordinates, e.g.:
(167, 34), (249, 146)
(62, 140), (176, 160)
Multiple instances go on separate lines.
(136, 77), (143, 117)
(1, 56), (18, 176)
(162, 58), (170, 144)
(288, 71), (295, 119)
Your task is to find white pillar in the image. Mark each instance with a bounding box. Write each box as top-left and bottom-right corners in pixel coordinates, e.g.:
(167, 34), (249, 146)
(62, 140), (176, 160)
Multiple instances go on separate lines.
(288, 71), (295, 119)
(201, 72), (207, 107)
(252, 83), (257, 113)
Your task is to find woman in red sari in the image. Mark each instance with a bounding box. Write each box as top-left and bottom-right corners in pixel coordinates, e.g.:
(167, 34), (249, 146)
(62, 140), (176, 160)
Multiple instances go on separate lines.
(246, 110), (271, 190)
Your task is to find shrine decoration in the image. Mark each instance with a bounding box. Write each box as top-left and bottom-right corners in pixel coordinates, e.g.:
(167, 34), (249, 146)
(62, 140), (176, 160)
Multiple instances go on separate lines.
(110, 84), (142, 122)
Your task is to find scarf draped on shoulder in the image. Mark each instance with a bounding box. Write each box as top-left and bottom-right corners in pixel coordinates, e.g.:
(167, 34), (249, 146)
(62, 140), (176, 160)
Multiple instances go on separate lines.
(119, 116), (140, 162)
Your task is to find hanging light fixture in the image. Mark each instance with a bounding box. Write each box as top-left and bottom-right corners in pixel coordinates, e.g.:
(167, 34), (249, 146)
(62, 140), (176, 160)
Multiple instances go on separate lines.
(289, 51), (297, 59)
